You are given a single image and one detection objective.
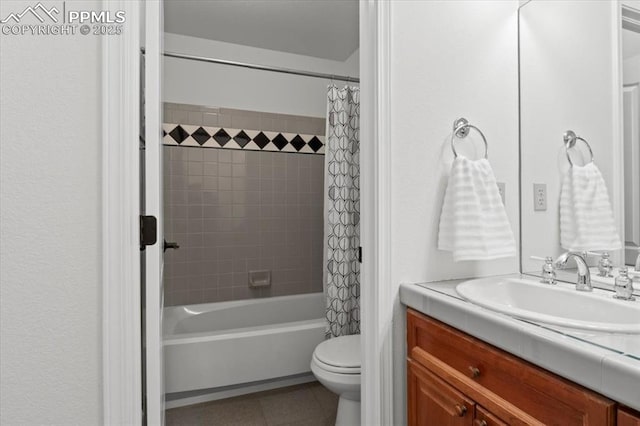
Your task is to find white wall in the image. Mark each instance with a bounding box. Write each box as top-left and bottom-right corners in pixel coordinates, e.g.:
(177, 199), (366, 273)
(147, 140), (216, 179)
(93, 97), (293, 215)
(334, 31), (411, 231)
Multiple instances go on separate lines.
(388, 1), (520, 424)
(390, 1), (520, 285)
(163, 33), (359, 117)
(0, 1), (103, 423)
(519, 1), (620, 273)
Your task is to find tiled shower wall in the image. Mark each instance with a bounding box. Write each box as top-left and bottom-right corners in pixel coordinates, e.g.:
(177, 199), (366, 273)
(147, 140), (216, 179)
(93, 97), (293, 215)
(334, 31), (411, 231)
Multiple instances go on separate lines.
(163, 103), (326, 135)
(163, 103), (325, 306)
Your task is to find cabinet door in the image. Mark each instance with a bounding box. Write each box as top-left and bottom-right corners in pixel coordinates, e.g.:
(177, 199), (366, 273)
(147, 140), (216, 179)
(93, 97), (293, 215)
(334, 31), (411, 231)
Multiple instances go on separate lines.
(474, 406), (506, 426)
(408, 310), (616, 425)
(408, 359), (474, 426)
(618, 408), (640, 426)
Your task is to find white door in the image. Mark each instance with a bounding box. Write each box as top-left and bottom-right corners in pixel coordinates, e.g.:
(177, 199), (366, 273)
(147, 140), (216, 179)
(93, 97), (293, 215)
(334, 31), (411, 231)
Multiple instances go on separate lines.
(144, 0), (164, 424)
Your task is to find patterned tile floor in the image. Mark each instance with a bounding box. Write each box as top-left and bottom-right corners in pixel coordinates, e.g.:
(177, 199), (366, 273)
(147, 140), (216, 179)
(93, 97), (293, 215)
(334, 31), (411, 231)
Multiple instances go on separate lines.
(165, 382), (338, 426)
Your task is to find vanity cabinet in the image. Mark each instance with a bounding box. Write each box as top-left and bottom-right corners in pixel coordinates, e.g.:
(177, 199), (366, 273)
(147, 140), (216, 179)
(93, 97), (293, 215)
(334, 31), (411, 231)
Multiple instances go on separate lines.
(407, 309), (617, 425)
(408, 359), (475, 425)
(617, 408), (640, 426)
(408, 358), (509, 426)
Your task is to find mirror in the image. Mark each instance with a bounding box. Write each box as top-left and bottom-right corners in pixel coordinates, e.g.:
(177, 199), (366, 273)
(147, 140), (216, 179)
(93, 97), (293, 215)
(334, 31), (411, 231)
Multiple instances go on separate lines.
(622, 4), (640, 266)
(519, 0), (640, 285)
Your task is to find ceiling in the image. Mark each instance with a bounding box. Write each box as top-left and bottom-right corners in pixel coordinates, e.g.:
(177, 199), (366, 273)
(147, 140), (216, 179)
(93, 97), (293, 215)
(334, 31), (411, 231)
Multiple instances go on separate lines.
(164, 0), (359, 62)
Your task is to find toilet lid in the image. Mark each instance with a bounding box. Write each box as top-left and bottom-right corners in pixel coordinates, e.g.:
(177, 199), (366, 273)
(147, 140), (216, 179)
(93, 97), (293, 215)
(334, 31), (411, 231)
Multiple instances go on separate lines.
(313, 334), (361, 371)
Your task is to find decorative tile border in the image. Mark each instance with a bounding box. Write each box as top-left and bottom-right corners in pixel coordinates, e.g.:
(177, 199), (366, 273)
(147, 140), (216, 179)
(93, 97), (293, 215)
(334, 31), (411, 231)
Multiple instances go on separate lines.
(162, 123), (325, 154)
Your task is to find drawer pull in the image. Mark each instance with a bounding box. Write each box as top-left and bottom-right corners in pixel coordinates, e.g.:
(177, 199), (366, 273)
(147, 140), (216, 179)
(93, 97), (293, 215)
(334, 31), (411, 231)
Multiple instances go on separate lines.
(474, 420), (488, 426)
(455, 404), (468, 417)
(468, 366), (481, 378)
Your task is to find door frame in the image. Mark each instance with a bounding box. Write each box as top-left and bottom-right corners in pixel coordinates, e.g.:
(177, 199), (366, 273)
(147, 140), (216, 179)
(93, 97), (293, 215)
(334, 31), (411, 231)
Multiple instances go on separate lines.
(101, 1), (394, 425)
(360, 1), (393, 425)
(101, 0), (142, 424)
(143, 0), (165, 423)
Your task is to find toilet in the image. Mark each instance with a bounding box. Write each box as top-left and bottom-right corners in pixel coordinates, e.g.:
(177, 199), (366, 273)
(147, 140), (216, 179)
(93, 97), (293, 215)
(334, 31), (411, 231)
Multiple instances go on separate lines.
(310, 334), (361, 426)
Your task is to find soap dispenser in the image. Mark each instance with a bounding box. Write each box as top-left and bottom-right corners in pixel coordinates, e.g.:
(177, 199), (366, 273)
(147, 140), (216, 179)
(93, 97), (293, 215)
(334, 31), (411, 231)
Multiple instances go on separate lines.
(597, 252), (613, 277)
(613, 267), (635, 301)
(540, 257), (556, 285)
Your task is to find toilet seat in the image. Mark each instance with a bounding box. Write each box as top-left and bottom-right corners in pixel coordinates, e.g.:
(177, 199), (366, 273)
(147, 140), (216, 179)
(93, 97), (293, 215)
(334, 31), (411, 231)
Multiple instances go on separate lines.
(312, 354), (360, 375)
(312, 335), (361, 375)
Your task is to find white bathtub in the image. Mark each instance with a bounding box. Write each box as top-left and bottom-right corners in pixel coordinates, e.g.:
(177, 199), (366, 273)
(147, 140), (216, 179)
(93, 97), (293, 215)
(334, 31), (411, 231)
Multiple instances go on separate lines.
(163, 292), (326, 394)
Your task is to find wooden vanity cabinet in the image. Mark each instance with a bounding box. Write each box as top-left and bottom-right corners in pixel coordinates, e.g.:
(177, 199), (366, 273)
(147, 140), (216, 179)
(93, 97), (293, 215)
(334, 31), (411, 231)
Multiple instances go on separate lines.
(618, 408), (640, 426)
(407, 309), (618, 426)
(408, 359), (475, 425)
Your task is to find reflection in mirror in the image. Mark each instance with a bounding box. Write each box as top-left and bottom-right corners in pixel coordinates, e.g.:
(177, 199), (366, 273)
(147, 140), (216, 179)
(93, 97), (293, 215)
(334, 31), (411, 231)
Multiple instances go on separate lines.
(519, 1), (640, 286)
(622, 4), (640, 266)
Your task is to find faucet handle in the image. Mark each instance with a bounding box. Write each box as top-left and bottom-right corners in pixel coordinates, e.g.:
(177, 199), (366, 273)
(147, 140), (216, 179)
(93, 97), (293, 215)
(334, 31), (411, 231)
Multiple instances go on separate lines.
(531, 256), (556, 285)
(614, 267), (636, 301)
(595, 252), (614, 277)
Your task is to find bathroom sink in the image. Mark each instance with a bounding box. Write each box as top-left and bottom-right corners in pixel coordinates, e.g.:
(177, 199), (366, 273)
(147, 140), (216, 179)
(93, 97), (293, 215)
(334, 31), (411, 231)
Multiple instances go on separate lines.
(455, 276), (640, 333)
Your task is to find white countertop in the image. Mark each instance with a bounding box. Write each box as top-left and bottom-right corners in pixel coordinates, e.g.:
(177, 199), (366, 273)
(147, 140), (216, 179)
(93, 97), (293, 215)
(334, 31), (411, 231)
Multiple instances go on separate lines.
(399, 274), (640, 410)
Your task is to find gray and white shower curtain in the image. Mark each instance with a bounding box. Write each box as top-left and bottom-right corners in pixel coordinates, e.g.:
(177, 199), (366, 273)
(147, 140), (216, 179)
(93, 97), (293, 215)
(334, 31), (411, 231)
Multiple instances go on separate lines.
(324, 85), (360, 338)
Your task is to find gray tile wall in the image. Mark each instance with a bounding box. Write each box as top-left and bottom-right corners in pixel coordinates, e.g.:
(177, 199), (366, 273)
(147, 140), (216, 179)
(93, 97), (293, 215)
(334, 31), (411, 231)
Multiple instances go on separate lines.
(163, 145), (325, 306)
(164, 103), (326, 136)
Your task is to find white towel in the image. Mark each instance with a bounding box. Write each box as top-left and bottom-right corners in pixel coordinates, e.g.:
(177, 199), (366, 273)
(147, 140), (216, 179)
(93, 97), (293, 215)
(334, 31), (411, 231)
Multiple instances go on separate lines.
(560, 162), (621, 252)
(438, 156), (516, 261)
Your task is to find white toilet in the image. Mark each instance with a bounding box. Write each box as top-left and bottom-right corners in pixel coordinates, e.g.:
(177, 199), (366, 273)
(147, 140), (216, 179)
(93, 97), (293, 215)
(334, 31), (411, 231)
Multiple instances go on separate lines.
(310, 334), (361, 426)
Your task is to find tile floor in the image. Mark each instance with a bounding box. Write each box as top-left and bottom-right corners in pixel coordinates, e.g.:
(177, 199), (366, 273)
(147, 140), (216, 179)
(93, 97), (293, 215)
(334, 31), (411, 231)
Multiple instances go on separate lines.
(165, 382), (338, 426)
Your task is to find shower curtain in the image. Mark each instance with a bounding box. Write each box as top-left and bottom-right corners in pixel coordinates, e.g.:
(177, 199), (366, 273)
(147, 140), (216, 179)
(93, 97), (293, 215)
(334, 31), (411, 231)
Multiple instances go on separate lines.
(324, 85), (361, 338)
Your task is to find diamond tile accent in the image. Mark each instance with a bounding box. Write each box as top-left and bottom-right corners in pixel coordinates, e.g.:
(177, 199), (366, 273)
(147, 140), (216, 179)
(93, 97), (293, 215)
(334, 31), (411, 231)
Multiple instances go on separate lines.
(191, 127), (211, 145)
(213, 129), (232, 146)
(290, 135), (306, 151)
(253, 132), (270, 149)
(233, 130), (251, 148)
(169, 126), (189, 144)
(272, 133), (289, 151)
(308, 136), (323, 153)
(163, 123), (324, 155)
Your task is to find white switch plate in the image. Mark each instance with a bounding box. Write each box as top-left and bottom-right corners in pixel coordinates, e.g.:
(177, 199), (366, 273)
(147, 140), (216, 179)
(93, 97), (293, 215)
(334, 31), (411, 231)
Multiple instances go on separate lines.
(497, 182), (505, 204)
(534, 183), (547, 211)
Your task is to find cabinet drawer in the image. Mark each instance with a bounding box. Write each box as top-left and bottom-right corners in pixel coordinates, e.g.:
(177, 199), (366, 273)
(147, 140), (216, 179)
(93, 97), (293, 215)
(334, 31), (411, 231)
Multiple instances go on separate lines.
(407, 309), (615, 425)
(408, 358), (475, 426)
(618, 408), (640, 426)
(475, 406), (506, 426)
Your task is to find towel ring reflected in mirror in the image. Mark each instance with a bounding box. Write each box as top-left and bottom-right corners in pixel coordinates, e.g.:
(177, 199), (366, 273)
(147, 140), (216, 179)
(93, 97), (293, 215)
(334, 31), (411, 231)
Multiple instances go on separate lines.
(563, 130), (594, 166)
(450, 117), (489, 159)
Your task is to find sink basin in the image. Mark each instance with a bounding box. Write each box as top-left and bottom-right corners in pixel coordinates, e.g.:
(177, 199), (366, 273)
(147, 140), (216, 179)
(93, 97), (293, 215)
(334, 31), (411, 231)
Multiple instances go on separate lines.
(456, 276), (640, 333)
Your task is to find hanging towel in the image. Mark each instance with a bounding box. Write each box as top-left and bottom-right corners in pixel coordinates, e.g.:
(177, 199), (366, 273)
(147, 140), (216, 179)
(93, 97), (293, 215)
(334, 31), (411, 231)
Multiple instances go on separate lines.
(560, 162), (621, 252)
(438, 156), (516, 262)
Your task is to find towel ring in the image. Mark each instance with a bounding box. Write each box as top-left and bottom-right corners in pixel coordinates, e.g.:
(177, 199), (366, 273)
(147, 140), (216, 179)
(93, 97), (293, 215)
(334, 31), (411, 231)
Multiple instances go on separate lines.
(450, 118), (489, 159)
(563, 130), (594, 166)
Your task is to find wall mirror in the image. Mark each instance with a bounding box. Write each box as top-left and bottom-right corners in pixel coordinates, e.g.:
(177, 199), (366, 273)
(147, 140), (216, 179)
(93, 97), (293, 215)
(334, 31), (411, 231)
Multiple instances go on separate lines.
(519, 0), (640, 285)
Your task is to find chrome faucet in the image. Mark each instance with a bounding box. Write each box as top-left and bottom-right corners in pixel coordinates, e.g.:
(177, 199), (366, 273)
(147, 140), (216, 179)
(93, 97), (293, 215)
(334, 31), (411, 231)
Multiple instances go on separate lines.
(554, 252), (592, 292)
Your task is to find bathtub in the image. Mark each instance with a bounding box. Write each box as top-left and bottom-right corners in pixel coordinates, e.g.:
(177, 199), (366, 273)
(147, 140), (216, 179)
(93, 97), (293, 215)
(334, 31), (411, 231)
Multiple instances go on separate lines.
(163, 292), (326, 395)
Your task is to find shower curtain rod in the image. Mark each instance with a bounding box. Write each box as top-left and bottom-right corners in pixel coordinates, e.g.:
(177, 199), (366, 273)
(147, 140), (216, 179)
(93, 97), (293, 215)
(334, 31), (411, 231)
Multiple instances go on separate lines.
(141, 48), (360, 83)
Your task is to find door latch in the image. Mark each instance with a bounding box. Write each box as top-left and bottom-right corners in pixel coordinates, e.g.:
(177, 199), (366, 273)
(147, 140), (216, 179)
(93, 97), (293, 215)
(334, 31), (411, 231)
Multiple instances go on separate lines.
(140, 215), (157, 250)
